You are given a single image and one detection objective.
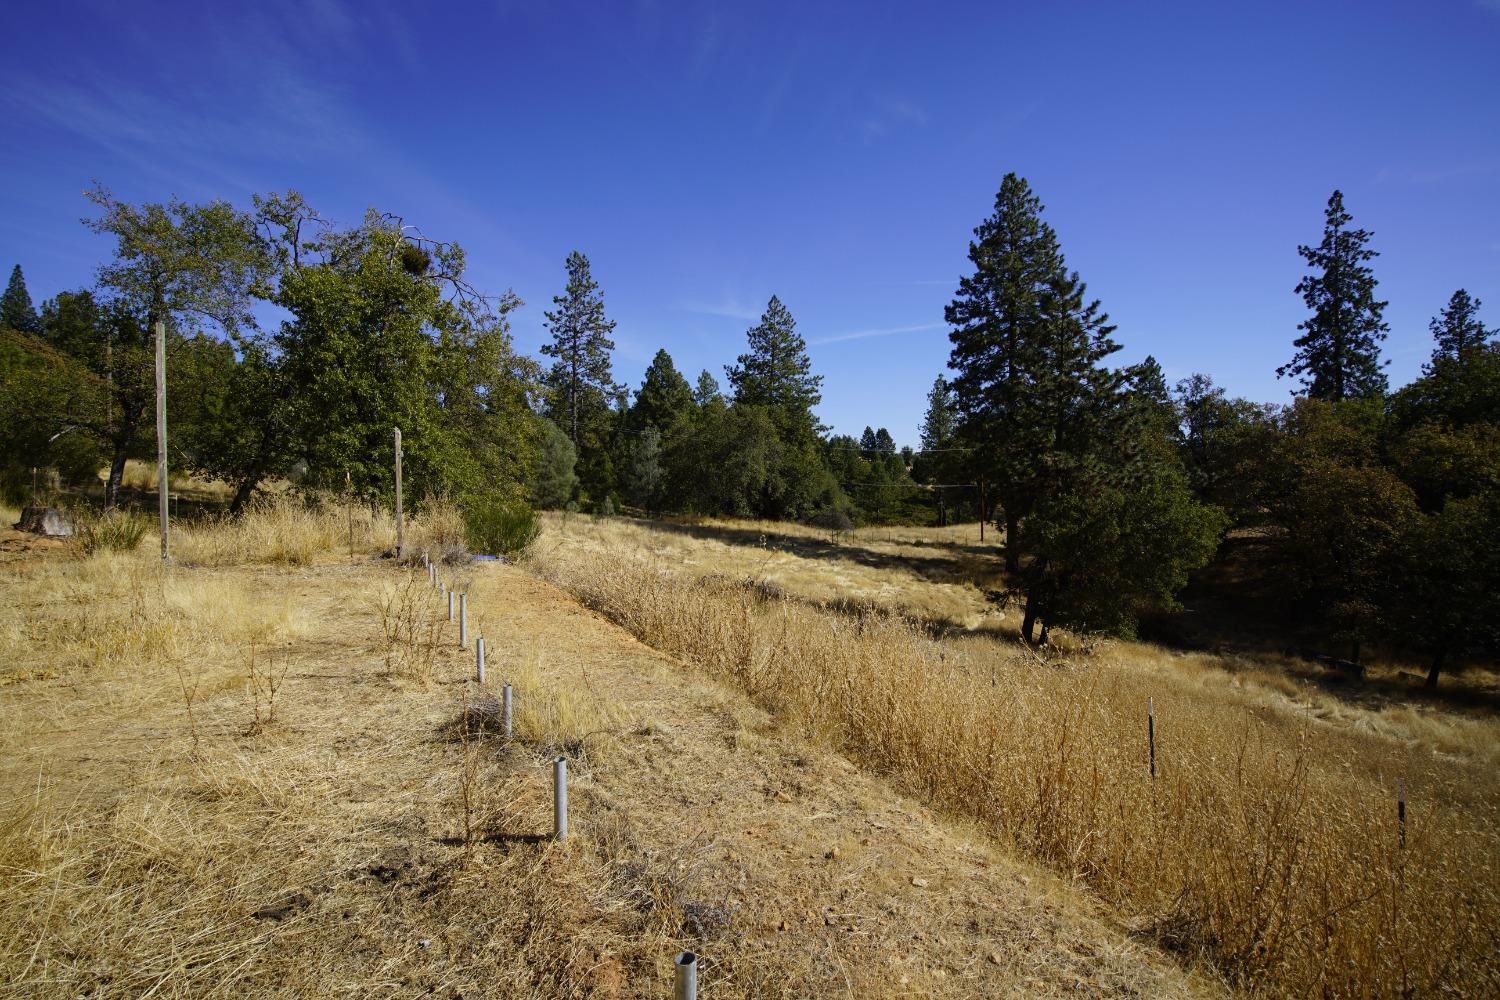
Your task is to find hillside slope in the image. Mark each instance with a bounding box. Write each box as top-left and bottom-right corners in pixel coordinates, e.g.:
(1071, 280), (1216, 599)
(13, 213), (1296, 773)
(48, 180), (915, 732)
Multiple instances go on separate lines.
(0, 547), (1221, 998)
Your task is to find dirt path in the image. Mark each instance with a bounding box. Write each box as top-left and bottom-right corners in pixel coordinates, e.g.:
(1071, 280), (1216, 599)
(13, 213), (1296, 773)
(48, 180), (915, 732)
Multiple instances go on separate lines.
(1, 557), (1223, 998)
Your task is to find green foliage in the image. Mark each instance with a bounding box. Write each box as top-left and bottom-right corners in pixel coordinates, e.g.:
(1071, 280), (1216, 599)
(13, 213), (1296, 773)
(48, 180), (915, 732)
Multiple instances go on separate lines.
(1278, 191), (1389, 401)
(623, 425), (664, 511)
(1270, 399), (1419, 657)
(0, 325), (105, 493)
(595, 495), (615, 518)
(531, 420), (580, 508)
(2, 265), (40, 333)
(85, 185), (272, 337)
(462, 495), (541, 556)
(631, 349), (694, 434)
(1392, 489), (1500, 686)
(1025, 461), (1227, 638)
(1173, 373), (1281, 524)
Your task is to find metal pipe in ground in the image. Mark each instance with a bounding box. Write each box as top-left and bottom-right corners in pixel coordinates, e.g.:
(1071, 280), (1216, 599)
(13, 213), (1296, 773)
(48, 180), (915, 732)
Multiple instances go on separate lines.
(553, 757), (568, 840)
(447, 589), (454, 622)
(459, 592), (468, 648)
(674, 951), (698, 1000)
(476, 637), (486, 684)
(502, 682), (513, 738)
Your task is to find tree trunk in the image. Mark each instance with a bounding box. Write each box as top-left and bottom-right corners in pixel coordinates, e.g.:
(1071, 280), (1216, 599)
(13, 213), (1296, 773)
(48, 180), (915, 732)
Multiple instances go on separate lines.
(1021, 589), (1039, 645)
(1424, 646), (1446, 691)
(229, 476), (259, 515)
(103, 446), (129, 510)
(1350, 638), (1361, 665)
(1039, 620), (1052, 646)
(1004, 510), (1019, 574)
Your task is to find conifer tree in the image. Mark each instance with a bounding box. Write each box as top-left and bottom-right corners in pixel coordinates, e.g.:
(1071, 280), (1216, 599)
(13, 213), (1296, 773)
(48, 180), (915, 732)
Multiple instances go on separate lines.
(631, 349), (694, 433)
(1428, 289), (1494, 366)
(541, 251), (618, 447)
(918, 374), (956, 452)
(1278, 190), (1389, 400)
(725, 295), (823, 439)
(1, 265), (40, 333)
(946, 172), (1118, 572)
(693, 370), (722, 408)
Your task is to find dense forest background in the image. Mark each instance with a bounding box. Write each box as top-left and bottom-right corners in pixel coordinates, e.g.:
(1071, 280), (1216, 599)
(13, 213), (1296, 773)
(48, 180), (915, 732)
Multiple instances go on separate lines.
(2, 178), (1497, 682)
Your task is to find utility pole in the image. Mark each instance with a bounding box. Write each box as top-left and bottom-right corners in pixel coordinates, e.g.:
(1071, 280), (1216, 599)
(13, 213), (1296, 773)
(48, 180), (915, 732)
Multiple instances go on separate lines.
(155, 319), (170, 564)
(394, 427), (404, 558)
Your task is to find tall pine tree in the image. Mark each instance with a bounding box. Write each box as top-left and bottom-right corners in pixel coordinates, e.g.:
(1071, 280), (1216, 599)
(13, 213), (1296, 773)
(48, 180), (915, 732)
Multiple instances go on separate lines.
(725, 295), (823, 439)
(630, 349), (695, 434)
(2, 265), (40, 333)
(946, 173), (1117, 572)
(541, 252), (618, 447)
(1428, 289), (1494, 366)
(540, 252), (619, 500)
(1278, 190), (1389, 401)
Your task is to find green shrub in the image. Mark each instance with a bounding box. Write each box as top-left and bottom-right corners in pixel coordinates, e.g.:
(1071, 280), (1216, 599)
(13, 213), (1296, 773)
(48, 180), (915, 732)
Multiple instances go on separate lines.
(76, 510), (149, 554)
(462, 496), (540, 556)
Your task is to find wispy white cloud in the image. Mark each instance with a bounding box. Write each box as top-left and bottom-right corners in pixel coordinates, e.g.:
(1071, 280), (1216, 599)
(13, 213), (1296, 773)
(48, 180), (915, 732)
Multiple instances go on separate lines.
(810, 321), (943, 345)
(861, 96), (927, 143)
(676, 297), (763, 321)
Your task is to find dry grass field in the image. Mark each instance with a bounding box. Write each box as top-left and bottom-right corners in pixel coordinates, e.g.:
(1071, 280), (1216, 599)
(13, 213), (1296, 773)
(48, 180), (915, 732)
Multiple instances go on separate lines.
(0, 501), (1226, 998)
(532, 513), (1500, 997)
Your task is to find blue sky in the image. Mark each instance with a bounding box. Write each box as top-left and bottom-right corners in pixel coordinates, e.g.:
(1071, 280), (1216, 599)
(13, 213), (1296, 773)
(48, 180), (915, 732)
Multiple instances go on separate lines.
(3, 1), (1498, 445)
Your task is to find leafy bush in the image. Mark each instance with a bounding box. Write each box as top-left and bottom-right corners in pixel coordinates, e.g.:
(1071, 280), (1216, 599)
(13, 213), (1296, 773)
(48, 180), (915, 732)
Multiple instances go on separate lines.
(594, 496), (615, 518)
(76, 510), (148, 555)
(463, 496), (540, 556)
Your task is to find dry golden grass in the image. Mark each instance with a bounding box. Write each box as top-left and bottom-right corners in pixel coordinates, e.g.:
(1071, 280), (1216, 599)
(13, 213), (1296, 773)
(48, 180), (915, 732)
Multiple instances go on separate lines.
(172, 494), (467, 567)
(551, 514), (1004, 631)
(103, 458), (233, 499)
(528, 517), (1500, 997)
(0, 502), (1222, 998)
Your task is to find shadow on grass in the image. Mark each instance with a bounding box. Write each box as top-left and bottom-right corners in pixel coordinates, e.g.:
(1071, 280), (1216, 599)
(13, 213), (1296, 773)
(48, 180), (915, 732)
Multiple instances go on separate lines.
(631, 517), (999, 589)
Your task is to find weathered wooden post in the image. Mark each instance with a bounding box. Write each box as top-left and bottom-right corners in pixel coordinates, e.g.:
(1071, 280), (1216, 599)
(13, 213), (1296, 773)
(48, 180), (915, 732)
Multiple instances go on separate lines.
(393, 427), (404, 558)
(155, 319), (170, 564)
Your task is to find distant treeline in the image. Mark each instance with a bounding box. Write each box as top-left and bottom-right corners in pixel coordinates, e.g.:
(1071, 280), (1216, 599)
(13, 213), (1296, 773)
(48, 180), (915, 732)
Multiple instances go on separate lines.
(1, 177), (1496, 679)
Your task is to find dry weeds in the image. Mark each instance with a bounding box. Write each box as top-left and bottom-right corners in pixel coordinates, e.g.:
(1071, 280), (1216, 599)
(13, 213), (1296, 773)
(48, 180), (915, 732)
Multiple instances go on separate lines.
(529, 519), (1500, 997)
(0, 504), (1219, 998)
